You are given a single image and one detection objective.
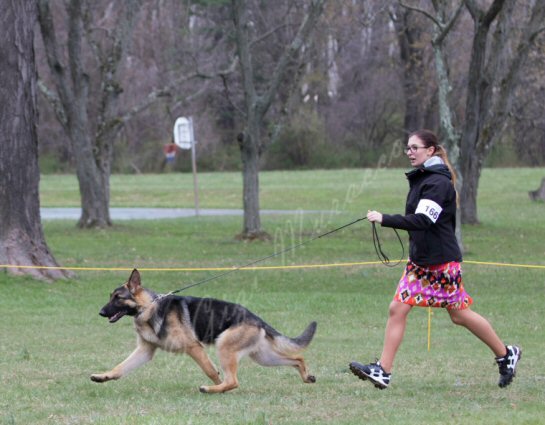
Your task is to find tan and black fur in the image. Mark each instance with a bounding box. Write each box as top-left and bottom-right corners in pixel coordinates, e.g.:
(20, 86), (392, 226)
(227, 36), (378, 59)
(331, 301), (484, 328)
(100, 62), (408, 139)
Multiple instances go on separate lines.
(91, 269), (317, 393)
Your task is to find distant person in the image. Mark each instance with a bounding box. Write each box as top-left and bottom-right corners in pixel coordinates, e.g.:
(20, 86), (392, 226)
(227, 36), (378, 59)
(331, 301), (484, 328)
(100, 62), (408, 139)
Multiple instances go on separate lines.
(349, 129), (521, 389)
(163, 142), (178, 163)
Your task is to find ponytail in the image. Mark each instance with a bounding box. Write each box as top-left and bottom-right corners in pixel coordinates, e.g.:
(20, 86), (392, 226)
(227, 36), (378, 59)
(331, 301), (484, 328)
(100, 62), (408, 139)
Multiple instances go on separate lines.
(434, 145), (457, 188)
(434, 144), (459, 206)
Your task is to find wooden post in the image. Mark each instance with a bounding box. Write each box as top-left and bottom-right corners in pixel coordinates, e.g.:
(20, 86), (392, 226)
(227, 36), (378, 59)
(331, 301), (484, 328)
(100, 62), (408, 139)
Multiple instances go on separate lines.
(190, 117), (200, 216)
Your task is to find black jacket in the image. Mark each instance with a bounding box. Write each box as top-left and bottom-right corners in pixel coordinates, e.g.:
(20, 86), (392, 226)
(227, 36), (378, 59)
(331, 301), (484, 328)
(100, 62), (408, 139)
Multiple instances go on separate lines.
(381, 164), (462, 266)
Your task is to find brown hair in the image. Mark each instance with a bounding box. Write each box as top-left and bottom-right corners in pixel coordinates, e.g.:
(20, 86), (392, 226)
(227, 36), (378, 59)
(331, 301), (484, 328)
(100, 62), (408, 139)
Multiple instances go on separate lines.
(409, 129), (457, 188)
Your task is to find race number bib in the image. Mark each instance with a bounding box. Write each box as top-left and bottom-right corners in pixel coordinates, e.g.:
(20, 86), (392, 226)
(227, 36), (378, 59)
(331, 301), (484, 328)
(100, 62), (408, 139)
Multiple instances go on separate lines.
(415, 199), (443, 223)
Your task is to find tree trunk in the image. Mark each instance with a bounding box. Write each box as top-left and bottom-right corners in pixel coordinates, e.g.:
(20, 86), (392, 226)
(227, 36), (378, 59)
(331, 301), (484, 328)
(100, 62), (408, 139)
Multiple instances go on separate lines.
(460, 0), (545, 223)
(529, 177), (545, 201)
(38, 0), (111, 228)
(459, 1), (503, 224)
(68, 106), (112, 228)
(231, 0), (326, 239)
(239, 130), (264, 239)
(38, 0), (142, 228)
(74, 146), (112, 228)
(0, 0), (70, 281)
(391, 6), (429, 134)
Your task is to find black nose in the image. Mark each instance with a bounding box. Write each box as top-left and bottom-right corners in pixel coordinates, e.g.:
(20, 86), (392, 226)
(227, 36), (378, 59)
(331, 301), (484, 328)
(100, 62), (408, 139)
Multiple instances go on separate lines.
(99, 308), (107, 317)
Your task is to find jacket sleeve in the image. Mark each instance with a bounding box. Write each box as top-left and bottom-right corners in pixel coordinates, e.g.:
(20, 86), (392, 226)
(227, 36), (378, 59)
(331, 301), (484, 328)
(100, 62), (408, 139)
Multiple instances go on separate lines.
(381, 212), (432, 231)
(381, 177), (452, 231)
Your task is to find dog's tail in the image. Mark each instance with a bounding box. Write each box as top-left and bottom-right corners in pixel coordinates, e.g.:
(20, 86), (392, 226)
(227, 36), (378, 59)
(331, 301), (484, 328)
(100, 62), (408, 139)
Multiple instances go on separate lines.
(273, 321), (317, 354)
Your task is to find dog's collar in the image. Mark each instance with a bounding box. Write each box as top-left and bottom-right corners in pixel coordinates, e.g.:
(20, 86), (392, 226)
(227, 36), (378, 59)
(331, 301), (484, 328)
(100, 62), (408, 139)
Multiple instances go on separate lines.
(152, 292), (174, 304)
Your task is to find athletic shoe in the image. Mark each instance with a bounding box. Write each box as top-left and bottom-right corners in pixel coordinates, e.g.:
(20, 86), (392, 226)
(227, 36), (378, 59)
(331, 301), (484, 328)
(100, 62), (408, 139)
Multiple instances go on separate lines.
(349, 360), (391, 389)
(495, 345), (522, 388)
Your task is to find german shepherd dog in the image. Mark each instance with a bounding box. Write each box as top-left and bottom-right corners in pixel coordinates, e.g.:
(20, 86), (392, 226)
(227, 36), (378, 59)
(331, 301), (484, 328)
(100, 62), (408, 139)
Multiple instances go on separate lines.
(91, 269), (317, 393)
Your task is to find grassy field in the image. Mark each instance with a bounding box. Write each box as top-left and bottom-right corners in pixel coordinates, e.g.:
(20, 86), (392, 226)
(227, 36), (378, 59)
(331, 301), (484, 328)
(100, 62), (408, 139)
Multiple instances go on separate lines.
(2, 168), (544, 425)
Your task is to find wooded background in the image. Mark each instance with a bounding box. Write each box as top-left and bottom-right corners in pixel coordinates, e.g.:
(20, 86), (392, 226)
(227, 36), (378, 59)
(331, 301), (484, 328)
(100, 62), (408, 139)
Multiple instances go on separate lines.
(1, 0), (544, 277)
(35, 0), (545, 175)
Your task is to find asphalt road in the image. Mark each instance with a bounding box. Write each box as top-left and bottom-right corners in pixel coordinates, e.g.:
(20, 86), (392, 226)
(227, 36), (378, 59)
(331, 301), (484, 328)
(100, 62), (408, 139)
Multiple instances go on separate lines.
(40, 207), (326, 220)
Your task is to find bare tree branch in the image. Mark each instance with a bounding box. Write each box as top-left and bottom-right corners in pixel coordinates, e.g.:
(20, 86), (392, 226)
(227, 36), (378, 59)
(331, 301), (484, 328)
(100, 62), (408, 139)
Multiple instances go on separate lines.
(249, 23), (291, 48)
(400, 1), (464, 46)
(105, 72), (208, 133)
(221, 73), (247, 118)
(38, 0), (73, 114)
(94, 0), (144, 141)
(480, 0), (545, 151)
(434, 2), (464, 45)
(464, 0), (505, 26)
(257, 0), (326, 118)
(399, 1), (442, 28)
(37, 79), (68, 129)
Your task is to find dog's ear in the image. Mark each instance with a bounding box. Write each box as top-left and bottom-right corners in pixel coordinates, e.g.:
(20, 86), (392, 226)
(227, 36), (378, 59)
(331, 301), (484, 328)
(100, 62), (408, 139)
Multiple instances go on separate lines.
(127, 269), (142, 294)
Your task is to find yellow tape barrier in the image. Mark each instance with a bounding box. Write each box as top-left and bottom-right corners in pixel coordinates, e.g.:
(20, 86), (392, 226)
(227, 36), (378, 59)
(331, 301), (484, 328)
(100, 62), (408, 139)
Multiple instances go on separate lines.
(1, 259), (544, 272)
(464, 260), (545, 269)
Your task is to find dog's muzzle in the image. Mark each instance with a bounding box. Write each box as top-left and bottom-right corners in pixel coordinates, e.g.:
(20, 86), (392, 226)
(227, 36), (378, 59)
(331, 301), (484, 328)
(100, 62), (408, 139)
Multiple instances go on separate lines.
(99, 308), (126, 323)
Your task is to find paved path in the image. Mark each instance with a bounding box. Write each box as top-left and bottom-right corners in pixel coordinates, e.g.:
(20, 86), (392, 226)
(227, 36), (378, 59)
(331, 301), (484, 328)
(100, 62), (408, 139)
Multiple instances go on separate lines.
(40, 207), (326, 220)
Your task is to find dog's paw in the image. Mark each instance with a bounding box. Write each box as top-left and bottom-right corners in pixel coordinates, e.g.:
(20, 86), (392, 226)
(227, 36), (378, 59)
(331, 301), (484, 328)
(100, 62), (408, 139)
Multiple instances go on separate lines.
(199, 385), (210, 393)
(90, 373), (111, 383)
(305, 375), (316, 383)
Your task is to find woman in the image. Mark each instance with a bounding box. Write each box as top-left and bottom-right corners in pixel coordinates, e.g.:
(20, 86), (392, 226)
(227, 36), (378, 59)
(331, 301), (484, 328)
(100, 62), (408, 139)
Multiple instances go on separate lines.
(349, 129), (521, 389)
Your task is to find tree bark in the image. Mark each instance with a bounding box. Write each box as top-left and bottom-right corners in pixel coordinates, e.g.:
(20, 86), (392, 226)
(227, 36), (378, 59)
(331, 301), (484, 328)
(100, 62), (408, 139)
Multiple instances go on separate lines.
(240, 128), (263, 238)
(391, 5), (430, 134)
(0, 0), (70, 281)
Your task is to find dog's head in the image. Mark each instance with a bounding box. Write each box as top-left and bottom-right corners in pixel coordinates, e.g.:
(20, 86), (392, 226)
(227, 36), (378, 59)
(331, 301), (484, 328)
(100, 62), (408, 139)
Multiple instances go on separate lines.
(98, 269), (149, 323)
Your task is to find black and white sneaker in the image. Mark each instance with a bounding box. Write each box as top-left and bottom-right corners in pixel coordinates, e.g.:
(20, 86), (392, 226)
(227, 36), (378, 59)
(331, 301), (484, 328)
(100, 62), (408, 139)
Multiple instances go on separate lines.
(349, 360), (391, 389)
(495, 345), (521, 388)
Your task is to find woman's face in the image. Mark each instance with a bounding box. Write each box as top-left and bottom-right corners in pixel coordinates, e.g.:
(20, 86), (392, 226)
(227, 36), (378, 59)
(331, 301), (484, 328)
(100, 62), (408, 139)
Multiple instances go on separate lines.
(406, 135), (434, 167)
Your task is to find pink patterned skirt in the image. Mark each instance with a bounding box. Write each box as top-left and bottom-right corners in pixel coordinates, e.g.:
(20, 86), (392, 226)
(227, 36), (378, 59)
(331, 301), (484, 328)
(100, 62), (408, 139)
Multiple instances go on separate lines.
(394, 260), (473, 310)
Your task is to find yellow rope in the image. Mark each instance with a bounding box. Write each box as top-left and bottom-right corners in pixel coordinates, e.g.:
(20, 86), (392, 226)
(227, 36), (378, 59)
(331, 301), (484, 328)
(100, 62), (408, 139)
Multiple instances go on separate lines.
(0, 260), (385, 272)
(464, 260), (545, 269)
(2, 259), (544, 272)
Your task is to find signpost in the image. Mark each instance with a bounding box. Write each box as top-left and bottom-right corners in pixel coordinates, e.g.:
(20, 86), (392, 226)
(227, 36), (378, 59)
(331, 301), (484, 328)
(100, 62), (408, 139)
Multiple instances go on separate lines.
(173, 117), (200, 216)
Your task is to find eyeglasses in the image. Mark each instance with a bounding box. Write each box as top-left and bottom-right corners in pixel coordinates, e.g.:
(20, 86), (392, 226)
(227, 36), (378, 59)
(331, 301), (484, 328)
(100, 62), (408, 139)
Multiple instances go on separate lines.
(405, 145), (428, 153)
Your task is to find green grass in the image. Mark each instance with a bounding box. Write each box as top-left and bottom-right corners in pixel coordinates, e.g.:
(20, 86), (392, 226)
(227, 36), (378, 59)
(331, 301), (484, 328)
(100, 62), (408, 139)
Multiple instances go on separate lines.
(2, 168), (545, 424)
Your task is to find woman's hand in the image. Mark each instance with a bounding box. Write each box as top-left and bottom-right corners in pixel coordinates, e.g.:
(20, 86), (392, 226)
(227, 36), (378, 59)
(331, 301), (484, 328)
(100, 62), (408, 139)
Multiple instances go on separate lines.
(366, 210), (383, 224)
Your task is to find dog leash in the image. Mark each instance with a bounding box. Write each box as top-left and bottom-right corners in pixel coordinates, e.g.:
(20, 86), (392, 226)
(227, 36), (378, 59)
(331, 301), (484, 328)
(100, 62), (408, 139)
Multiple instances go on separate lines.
(155, 217), (404, 300)
(371, 222), (404, 268)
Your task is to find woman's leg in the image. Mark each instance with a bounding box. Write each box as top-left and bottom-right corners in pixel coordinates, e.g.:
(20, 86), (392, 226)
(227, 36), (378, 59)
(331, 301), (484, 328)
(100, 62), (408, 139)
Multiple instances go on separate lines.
(379, 301), (412, 372)
(448, 308), (507, 357)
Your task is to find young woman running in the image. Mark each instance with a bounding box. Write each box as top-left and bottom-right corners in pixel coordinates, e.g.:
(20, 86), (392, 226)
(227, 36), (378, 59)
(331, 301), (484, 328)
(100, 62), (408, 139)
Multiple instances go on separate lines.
(349, 129), (521, 389)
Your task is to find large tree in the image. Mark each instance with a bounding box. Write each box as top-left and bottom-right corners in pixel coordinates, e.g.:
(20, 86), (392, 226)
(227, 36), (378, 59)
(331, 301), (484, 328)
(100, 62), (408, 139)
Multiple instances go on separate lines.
(459, 0), (545, 223)
(38, 0), (143, 228)
(403, 0), (545, 224)
(230, 0), (327, 239)
(0, 0), (69, 280)
(37, 0), (217, 227)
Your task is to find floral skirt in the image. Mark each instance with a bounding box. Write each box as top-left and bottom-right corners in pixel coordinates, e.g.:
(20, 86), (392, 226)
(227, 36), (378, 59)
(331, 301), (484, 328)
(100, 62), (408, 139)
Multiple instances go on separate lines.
(394, 260), (473, 310)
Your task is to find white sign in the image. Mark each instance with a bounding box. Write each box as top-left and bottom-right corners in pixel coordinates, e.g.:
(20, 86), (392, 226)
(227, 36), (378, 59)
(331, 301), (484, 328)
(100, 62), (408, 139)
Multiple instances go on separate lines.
(173, 117), (194, 150)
